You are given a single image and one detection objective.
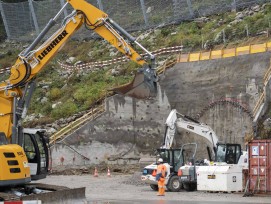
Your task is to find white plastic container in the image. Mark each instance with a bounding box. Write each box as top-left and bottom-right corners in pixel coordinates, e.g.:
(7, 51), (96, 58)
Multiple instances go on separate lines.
(197, 165), (243, 192)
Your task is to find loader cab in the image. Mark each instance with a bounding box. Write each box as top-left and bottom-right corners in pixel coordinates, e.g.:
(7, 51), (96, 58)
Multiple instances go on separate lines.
(156, 148), (184, 172)
(23, 129), (49, 180)
(215, 143), (242, 164)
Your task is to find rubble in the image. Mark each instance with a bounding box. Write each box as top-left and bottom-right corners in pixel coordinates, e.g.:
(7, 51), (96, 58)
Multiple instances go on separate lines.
(230, 4), (265, 26)
(51, 163), (141, 176)
(194, 17), (210, 23)
(122, 172), (146, 186)
(66, 57), (76, 64)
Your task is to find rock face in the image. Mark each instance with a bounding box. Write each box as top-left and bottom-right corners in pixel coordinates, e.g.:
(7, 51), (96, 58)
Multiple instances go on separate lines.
(52, 86), (171, 167)
(159, 52), (270, 157)
(51, 52), (271, 168)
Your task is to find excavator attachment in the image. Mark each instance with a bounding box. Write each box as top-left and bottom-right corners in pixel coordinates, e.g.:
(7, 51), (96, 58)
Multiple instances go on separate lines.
(111, 66), (158, 99)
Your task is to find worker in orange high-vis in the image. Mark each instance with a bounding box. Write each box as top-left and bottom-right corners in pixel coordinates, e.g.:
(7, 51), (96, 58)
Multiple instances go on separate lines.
(156, 158), (167, 196)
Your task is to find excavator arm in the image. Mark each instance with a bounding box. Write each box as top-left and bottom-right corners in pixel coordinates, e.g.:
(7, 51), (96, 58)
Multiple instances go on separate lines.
(161, 109), (219, 155)
(0, 0), (157, 186)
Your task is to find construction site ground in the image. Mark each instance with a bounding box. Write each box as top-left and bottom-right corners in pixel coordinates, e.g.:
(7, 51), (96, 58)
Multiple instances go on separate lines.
(37, 171), (271, 204)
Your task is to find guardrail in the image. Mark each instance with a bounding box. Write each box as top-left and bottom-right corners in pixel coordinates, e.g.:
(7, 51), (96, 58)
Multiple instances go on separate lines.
(253, 58), (271, 119)
(253, 92), (265, 118)
(50, 105), (105, 145)
(177, 42), (271, 63)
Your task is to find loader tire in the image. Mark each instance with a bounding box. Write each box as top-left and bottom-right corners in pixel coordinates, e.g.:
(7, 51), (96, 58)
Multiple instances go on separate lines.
(167, 175), (182, 192)
(150, 184), (158, 191)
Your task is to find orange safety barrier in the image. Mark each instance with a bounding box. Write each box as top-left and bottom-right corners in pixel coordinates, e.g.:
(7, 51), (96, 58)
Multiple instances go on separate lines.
(94, 167), (99, 177)
(177, 41), (271, 63)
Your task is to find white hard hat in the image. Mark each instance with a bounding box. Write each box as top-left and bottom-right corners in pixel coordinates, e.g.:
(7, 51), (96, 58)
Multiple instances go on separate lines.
(158, 158), (163, 163)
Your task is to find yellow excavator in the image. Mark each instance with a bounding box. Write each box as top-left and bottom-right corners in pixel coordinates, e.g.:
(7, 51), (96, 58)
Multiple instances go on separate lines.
(0, 0), (157, 188)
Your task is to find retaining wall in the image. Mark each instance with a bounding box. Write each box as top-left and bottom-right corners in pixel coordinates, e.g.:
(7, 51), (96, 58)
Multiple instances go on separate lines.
(51, 51), (271, 168)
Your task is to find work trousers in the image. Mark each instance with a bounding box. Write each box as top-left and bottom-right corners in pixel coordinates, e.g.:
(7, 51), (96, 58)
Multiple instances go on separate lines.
(158, 177), (165, 196)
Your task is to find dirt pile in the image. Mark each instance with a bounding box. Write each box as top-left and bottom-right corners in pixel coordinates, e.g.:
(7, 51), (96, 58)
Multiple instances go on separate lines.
(51, 163), (141, 176)
(122, 172), (146, 186)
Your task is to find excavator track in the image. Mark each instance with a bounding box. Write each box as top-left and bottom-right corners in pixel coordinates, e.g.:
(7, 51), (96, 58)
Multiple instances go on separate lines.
(0, 184), (85, 203)
(0, 192), (20, 201)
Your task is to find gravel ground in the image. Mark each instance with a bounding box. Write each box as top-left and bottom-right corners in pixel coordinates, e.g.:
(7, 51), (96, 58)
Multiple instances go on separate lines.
(38, 172), (271, 204)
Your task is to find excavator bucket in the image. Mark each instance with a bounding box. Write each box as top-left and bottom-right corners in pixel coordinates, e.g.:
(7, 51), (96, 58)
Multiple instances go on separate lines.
(111, 66), (158, 99)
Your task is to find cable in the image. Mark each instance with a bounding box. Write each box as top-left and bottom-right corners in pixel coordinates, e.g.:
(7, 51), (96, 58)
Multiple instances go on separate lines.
(76, 10), (104, 31)
(13, 60), (32, 88)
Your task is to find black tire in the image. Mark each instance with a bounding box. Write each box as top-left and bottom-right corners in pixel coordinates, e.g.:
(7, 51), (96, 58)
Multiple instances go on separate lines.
(183, 182), (197, 191)
(167, 175), (182, 192)
(150, 184), (158, 191)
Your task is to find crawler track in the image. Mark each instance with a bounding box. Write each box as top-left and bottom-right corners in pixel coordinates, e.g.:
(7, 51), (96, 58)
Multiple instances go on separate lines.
(0, 183), (85, 204)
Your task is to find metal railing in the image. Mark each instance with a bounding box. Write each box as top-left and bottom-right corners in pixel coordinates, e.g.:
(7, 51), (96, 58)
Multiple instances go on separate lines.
(0, 0), (269, 41)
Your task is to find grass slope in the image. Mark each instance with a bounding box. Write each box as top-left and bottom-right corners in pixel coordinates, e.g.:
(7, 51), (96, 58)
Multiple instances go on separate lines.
(1, 4), (271, 127)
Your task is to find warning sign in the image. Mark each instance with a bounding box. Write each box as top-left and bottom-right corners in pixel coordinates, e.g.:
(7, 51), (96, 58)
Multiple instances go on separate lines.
(252, 146), (259, 156)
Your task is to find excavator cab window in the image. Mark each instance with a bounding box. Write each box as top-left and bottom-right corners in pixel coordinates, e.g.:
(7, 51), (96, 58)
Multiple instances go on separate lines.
(216, 144), (226, 162)
(225, 144), (241, 164)
(216, 143), (242, 164)
(23, 131), (49, 180)
(24, 134), (37, 162)
(0, 132), (8, 145)
(34, 133), (47, 170)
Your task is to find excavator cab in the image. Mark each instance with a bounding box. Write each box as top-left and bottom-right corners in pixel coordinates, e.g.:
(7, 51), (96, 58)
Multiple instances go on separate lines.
(23, 129), (49, 180)
(215, 143), (242, 164)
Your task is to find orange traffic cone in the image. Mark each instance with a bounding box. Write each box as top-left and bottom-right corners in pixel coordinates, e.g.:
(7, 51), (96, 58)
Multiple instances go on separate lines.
(107, 167), (111, 177)
(94, 167), (98, 177)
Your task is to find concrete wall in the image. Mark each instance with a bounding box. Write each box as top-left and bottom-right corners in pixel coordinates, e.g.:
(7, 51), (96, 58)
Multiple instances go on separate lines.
(51, 52), (271, 168)
(51, 85), (172, 167)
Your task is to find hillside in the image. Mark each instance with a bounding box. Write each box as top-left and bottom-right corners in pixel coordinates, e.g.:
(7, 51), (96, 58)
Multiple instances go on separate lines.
(1, 3), (271, 132)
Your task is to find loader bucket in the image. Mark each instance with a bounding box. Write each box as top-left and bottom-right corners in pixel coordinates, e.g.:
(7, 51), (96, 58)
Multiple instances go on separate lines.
(111, 66), (157, 99)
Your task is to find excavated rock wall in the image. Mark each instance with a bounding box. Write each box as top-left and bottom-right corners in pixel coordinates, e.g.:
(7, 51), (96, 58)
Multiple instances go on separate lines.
(51, 52), (271, 167)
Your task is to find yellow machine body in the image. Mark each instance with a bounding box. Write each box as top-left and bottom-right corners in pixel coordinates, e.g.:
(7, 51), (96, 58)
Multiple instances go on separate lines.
(0, 144), (30, 186)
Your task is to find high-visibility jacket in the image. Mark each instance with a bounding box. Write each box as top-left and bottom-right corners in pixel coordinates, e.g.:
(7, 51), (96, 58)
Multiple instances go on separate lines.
(152, 169), (157, 177)
(157, 164), (166, 178)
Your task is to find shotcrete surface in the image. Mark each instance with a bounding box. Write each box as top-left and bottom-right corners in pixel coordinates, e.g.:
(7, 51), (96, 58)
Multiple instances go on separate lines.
(51, 52), (271, 167)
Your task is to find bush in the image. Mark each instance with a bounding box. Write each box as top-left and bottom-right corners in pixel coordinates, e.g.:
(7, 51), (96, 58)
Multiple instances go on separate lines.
(161, 28), (171, 37)
(40, 103), (52, 115)
(51, 100), (78, 119)
(49, 88), (62, 101)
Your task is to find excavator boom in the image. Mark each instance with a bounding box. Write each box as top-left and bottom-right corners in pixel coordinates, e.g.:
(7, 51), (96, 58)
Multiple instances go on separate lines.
(161, 109), (218, 153)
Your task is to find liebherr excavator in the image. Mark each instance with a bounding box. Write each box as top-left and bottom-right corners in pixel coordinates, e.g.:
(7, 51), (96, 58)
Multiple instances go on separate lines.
(0, 0), (157, 201)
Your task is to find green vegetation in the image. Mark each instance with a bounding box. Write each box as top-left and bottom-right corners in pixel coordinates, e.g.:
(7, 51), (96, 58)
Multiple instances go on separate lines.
(2, 3), (271, 124)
